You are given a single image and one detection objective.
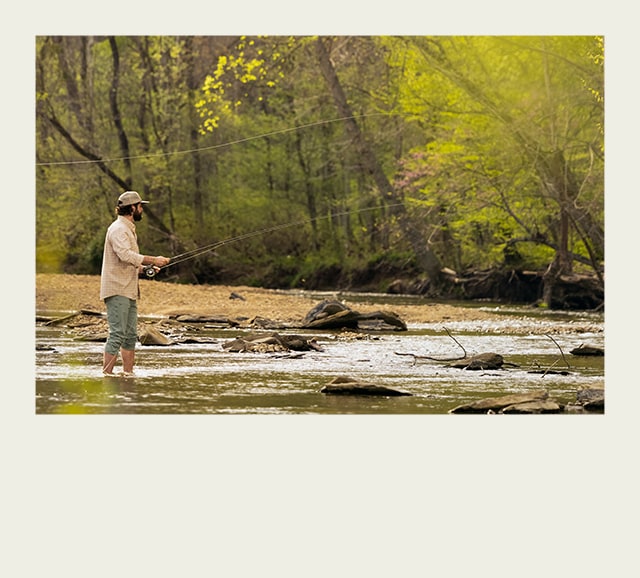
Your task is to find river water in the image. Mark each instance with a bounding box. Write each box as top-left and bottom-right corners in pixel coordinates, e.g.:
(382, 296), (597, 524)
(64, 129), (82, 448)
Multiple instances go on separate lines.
(35, 292), (604, 415)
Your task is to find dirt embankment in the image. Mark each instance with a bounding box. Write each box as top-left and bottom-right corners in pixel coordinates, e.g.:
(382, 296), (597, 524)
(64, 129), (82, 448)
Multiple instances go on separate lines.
(35, 273), (501, 325)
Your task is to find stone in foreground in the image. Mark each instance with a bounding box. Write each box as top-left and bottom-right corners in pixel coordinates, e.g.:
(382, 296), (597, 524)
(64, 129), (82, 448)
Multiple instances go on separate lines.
(449, 391), (550, 413)
(321, 376), (412, 397)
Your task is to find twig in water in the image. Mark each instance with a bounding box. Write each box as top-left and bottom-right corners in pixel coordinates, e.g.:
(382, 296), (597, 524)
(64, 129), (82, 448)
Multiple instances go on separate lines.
(442, 326), (467, 358)
(544, 333), (571, 369)
(394, 326), (468, 363)
(541, 358), (560, 377)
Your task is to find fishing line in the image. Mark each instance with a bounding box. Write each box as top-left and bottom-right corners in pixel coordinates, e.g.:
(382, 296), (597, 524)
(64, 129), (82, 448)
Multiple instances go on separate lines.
(143, 202), (405, 278)
(36, 113), (388, 167)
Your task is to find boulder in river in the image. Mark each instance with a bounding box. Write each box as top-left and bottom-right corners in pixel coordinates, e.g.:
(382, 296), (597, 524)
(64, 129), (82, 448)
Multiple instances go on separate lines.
(301, 300), (407, 331)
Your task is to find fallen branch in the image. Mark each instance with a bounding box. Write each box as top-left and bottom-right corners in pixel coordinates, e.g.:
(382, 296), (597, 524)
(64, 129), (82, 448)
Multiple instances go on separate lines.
(394, 326), (468, 364)
(544, 333), (571, 369)
(44, 312), (80, 326)
(527, 358), (571, 377)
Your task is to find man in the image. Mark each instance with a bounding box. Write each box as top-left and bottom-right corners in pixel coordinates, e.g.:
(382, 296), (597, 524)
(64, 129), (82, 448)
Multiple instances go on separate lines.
(100, 190), (170, 376)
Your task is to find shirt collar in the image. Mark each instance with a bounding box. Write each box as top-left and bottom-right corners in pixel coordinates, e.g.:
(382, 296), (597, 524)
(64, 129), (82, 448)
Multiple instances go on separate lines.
(117, 215), (136, 232)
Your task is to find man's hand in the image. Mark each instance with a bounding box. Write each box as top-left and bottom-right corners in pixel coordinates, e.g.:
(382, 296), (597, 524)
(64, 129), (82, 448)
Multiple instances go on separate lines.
(154, 256), (171, 268)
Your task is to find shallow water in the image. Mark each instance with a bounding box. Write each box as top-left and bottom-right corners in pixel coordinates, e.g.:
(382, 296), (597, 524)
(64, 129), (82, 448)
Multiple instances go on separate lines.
(35, 297), (605, 415)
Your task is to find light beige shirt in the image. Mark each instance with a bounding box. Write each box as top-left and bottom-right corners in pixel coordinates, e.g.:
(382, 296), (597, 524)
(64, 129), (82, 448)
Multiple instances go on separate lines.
(100, 216), (144, 301)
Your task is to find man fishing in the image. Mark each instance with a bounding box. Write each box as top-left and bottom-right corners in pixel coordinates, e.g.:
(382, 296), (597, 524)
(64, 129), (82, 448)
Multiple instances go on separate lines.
(100, 191), (171, 376)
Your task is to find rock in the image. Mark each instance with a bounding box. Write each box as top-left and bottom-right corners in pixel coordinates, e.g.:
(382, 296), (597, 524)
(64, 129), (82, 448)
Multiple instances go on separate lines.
(575, 387), (605, 412)
(500, 400), (564, 413)
(357, 310), (407, 331)
(222, 332), (323, 353)
(301, 300), (407, 331)
(223, 335), (287, 353)
(250, 316), (289, 329)
(570, 344), (604, 356)
(321, 376), (412, 397)
(302, 300), (349, 323)
(449, 353), (504, 370)
(303, 308), (361, 330)
(174, 336), (218, 344)
(449, 391), (549, 413)
(139, 325), (174, 345)
(36, 344), (57, 351)
(583, 398), (605, 412)
(576, 387), (605, 403)
(73, 331), (108, 342)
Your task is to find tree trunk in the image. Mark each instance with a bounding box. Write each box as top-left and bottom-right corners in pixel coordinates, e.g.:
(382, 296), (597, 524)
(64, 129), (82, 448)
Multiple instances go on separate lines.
(185, 37), (206, 239)
(538, 149), (604, 306)
(108, 36), (132, 187)
(315, 37), (443, 288)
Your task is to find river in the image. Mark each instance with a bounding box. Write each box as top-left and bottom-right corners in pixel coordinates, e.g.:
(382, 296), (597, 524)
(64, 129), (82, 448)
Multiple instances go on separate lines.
(35, 292), (604, 415)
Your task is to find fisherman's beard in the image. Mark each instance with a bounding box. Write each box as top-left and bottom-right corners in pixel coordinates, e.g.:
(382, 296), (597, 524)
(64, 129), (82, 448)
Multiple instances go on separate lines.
(133, 211), (143, 222)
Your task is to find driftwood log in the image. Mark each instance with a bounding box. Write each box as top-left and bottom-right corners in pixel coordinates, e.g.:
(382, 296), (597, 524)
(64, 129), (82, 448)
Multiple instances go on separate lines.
(449, 353), (504, 370)
(223, 332), (323, 353)
(301, 300), (407, 331)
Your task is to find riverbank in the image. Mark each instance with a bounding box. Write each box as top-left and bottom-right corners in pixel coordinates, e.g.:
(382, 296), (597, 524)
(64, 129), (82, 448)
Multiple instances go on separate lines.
(36, 273), (503, 325)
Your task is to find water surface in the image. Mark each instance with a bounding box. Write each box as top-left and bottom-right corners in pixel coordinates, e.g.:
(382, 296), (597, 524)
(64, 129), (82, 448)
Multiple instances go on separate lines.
(35, 297), (604, 415)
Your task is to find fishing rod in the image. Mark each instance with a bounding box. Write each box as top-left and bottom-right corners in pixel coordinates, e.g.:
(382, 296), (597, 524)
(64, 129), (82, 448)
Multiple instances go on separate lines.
(142, 202), (405, 279)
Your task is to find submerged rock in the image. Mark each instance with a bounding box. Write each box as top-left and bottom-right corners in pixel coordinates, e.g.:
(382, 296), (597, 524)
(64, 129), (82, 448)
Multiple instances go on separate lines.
(449, 391), (550, 413)
(570, 344), (604, 356)
(500, 400), (564, 414)
(320, 376), (412, 397)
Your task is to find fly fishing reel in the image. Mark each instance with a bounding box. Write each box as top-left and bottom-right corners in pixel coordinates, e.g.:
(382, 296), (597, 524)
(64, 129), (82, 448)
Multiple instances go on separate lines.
(142, 265), (157, 279)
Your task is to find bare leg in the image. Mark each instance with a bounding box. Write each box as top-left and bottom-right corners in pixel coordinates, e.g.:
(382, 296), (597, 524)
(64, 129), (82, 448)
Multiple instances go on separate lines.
(103, 352), (118, 375)
(121, 348), (135, 375)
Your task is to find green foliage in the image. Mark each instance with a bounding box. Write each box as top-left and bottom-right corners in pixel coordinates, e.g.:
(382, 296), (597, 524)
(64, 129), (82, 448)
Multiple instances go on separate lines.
(35, 35), (604, 293)
(384, 35), (603, 274)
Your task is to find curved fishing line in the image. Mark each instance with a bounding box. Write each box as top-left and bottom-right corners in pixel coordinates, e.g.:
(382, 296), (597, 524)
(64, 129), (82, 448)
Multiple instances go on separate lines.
(36, 113), (387, 167)
(155, 202), (406, 273)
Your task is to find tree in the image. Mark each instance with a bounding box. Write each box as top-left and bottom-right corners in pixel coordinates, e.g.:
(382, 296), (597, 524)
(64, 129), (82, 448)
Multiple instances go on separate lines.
(314, 36), (445, 288)
(380, 35), (604, 304)
(35, 35), (604, 306)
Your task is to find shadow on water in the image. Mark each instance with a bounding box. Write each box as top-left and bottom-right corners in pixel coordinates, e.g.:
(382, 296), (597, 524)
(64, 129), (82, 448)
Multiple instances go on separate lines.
(35, 299), (604, 415)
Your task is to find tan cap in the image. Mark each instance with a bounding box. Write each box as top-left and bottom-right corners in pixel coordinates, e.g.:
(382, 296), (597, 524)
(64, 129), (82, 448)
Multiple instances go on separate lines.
(117, 191), (149, 206)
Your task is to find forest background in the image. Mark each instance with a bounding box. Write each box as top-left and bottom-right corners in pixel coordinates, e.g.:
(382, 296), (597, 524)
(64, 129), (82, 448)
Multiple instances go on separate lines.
(35, 35), (604, 308)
